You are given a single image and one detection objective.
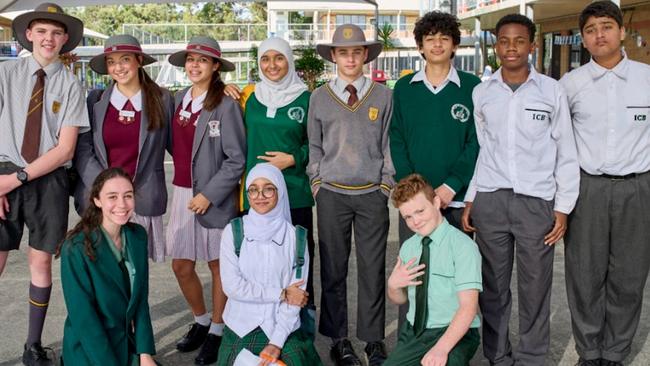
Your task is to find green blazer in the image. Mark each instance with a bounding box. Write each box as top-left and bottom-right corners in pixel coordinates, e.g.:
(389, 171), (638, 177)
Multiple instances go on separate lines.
(60, 223), (155, 366)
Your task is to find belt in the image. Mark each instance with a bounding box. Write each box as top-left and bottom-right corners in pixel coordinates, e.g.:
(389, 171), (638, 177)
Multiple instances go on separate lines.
(582, 169), (649, 180)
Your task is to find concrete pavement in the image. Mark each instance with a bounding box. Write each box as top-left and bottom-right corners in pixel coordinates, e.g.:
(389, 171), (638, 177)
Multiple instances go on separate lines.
(1, 167), (649, 365)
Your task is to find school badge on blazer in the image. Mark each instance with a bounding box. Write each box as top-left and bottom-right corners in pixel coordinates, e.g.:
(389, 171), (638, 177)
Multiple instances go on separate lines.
(450, 103), (470, 123)
(368, 107), (379, 122)
(208, 120), (221, 137)
(52, 101), (61, 114)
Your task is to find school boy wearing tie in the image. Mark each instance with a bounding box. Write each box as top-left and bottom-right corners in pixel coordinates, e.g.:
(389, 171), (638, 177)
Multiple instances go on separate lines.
(0, 3), (89, 365)
(461, 14), (579, 366)
(385, 174), (482, 366)
(560, 2), (650, 365)
(307, 24), (394, 366)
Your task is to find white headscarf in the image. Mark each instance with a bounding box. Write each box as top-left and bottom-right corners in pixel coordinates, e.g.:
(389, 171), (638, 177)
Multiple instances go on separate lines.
(243, 163), (293, 243)
(255, 37), (308, 118)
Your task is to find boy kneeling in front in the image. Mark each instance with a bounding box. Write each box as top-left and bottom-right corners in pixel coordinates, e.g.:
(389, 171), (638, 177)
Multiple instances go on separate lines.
(385, 174), (481, 366)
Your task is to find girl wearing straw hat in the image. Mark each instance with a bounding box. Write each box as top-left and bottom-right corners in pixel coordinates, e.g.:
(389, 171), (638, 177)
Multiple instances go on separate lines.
(166, 36), (246, 365)
(74, 35), (174, 263)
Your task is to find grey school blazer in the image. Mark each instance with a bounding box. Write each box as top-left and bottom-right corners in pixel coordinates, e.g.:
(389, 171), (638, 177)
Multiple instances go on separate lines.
(73, 84), (174, 217)
(172, 88), (246, 229)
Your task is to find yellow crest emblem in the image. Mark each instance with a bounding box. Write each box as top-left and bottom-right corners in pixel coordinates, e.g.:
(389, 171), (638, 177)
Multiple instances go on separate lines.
(343, 28), (354, 39)
(47, 6), (58, 13)
(368, 107), (379, 121)
(52, 101), (61, 114)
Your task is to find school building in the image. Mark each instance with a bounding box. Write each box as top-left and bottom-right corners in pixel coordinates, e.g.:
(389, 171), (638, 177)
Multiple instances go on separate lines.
(455, 0), (650, 79)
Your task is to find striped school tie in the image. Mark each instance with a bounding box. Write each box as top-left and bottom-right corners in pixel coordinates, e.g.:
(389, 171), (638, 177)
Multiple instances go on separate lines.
(22, 69), (46, 163)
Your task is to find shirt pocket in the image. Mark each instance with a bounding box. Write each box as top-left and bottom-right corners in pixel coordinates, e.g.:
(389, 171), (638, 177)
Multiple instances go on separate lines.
(522, 104), (552, 139)
(428, 263), (455, 294)
(43, 92), (64, 133)
(625, 105), (650, 126)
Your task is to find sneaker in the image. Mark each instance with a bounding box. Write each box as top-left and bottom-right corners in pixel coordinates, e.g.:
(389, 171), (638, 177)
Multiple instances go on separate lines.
(576, 358), (602, 366)
(330, 339), (362, 366)
(22, 343), (54, 366)
(195, 333), (222, 365)
(176, 323), (209, 353)
(365, 341), (387, 366)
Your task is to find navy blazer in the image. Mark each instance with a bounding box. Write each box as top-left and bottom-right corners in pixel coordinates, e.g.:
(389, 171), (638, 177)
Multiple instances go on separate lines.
(73, 84), (174, 216)
(172, 88), (246, 228)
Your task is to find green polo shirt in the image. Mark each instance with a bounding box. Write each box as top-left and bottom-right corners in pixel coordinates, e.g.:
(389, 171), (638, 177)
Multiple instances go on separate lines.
(243, 90), (314, 209)
(390, 70), (480, 201)
(399, 219), (482, 329)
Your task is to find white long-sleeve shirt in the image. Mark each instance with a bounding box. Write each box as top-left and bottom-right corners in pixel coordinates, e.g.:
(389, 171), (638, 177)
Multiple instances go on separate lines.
(220, 223), (308, 348)
(465, 66), (580, 214)
(560, 54), (650, 176)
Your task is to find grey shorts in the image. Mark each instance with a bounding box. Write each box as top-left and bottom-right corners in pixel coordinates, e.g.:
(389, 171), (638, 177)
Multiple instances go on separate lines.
(0, 162), (69, 254)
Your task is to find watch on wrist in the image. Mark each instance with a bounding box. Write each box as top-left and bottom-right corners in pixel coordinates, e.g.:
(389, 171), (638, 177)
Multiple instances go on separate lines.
(16, 170), (28, 185)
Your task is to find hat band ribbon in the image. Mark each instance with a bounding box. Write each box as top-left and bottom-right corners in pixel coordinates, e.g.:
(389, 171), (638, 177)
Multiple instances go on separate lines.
(104, 44), (143, 53)
(186, 44), (221, 58)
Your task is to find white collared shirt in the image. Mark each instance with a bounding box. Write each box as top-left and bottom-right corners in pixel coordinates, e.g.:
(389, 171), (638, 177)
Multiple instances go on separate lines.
(220, 224), (308, 348)
(410, 65), (464, 208)
(110, 86), (142, 111)
(560, 53), (650, 176)
(410, 65), (460, 95)
(181, 87), (207, 113)
(329, 75), (371, 102)
(465, 66), (580, 214)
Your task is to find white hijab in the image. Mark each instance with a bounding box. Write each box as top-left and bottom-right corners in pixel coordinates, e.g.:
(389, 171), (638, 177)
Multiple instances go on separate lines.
(255, 37), (308, 118)
(243, 163), (293, 243)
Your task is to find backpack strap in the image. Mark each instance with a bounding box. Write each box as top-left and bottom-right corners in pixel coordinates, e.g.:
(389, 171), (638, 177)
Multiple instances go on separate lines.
(230, 217), (244, 257)
(294, 225), (307, 279)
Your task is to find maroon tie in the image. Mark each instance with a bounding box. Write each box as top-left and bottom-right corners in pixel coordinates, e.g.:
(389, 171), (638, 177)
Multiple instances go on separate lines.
(22, 69), (46, 163)
(345, 84), (358, 107)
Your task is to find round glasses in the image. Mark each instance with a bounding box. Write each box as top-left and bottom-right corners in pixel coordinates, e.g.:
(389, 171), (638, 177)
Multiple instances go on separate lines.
(246, 186), (277, 199)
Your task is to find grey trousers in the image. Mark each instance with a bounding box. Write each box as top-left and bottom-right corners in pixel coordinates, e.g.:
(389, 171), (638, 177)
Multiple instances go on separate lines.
(397, 207), (468, 327)
(471, 190), (555, 366)
(316, 188), (389, 342)
(564, 171), (650, 362)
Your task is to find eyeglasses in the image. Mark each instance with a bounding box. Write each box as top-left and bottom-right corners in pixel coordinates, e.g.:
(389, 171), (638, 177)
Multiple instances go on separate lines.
(246, 186), (277, 199)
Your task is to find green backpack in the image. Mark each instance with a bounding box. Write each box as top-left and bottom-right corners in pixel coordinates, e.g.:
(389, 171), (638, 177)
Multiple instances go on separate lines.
(230, 217), (315, 340)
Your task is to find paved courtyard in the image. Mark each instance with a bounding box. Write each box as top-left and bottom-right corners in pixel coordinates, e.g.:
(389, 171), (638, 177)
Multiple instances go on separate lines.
(1, 164), (649, 365)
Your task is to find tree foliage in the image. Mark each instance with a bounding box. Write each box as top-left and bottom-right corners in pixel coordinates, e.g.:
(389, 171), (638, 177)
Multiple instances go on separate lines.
(295, 46), (325, 91)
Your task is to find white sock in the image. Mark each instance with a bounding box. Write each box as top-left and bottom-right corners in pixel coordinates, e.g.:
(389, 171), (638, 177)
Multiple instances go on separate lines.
(194, 313), (211, 327)
(209, 322), (225, 336)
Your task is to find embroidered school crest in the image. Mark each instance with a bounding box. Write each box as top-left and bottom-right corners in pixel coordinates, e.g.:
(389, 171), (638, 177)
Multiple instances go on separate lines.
(52, 101), (61, 114)
(287, 107), (305, 123)
(343, 28), (354, 39)
(368, 107), (379, 122)
(450, 103), (470, 123)
(208, 120), (221, 137)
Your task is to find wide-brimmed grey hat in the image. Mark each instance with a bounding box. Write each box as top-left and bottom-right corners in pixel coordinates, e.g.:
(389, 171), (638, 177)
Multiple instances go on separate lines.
(168, 36), (235, 72)
(12, 2), (83, 54)
(316, 24), (382, 64)
(89, 35), (157, 74)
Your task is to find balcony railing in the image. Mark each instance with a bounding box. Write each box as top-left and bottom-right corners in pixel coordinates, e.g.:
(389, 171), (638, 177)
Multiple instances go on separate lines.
(122, 22), (415, 45)
(457, 0), (505, 14)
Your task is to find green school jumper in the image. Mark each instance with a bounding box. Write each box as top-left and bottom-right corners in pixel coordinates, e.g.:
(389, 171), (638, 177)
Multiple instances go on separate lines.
(243, 91), (314, 210)
(390, 71), (481, 201)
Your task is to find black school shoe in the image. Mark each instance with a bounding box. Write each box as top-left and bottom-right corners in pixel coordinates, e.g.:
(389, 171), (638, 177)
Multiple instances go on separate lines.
(22, 342), (54, 366)
(576, 358), (602, 366)
(177, 323), (210, 352)
(195, 333), (222, 365)
(365, 341), (387, 366)
(331, 339), (362, 366)
(602, 360), (623, 366)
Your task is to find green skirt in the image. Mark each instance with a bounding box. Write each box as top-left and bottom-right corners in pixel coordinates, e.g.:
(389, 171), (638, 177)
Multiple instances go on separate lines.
(216, 326), (322, 366)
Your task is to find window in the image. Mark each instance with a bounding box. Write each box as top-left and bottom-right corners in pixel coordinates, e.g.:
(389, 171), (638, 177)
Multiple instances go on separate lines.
(377, 15), (406, 31)
(336, 15), (367, 28)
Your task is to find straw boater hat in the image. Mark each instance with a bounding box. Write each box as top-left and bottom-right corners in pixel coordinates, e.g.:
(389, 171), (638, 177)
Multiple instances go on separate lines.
(168, 36), (235, 72)
(12, 2), (83, 54)
(316, 24), (382, 64)
(89, 35), (157, 75)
